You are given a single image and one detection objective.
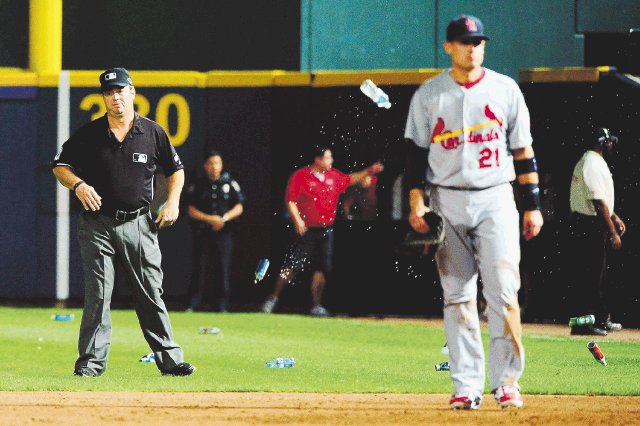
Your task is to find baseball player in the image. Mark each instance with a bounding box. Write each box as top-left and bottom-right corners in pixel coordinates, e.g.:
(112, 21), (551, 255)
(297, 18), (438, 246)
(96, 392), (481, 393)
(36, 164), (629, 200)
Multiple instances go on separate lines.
(404, 15), (543, 409)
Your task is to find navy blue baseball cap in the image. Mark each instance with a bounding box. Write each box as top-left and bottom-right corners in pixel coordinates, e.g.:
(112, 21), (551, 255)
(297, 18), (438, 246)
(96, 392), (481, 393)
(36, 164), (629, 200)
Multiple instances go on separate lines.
(446, 15), (490, 42)
(99, 67), (133, 92)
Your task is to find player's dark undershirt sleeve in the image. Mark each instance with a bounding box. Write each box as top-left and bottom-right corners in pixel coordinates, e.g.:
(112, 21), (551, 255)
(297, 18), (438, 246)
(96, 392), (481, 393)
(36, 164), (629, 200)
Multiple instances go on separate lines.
(405, 138), (428, 190)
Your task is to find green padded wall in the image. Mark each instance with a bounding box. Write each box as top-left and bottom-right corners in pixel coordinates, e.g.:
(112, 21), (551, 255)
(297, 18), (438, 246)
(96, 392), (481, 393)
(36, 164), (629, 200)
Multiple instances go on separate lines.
(301, 0), (638, 79)
(301, 0), (437, 71)
(577, 0), (640, 33)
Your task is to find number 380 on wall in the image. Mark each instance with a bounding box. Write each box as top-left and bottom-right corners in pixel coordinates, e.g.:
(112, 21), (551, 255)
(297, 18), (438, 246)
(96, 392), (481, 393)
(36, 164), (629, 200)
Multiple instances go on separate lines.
(79, 93), (190, 147)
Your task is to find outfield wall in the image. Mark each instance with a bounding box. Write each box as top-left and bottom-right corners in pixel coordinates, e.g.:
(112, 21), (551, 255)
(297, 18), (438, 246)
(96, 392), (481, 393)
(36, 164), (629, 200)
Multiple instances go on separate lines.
(3, 1), (640, 79)
(1, 68), (639, 325)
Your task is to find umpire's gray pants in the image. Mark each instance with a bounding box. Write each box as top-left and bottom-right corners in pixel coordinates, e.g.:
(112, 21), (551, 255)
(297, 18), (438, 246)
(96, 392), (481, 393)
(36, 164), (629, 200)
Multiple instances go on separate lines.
(75, 212), (183, 375)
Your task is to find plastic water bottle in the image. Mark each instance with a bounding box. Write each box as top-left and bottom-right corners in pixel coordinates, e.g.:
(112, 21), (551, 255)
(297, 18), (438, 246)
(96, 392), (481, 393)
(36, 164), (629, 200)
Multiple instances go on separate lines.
(254, 258), (270, 284)
(265, 357), (295, 368)
(360, 79), (391, 109)
(197, 327), (221, 334)
(51, 314), (74, 321)
(139, 352), (155, 363)
(435, 361), (450, 371)
(441, 342), (449, 355)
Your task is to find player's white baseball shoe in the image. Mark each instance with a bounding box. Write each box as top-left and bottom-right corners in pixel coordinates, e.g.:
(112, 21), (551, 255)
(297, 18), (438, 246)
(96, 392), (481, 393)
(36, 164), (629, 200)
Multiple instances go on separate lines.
(449, 393), (482, 410)
(493, 385), (524, 408)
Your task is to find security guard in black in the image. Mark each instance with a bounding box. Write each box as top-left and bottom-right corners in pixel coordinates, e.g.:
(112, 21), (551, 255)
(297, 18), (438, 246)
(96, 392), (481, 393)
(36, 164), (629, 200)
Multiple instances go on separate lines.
(186, 172), (245, 232)
(185, 153), (245, 312)
(52, 112), (183, 214)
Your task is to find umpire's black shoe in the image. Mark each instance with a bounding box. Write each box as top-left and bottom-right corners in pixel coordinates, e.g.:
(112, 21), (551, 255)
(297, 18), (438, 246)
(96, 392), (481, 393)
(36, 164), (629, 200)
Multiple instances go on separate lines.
(161, 362), (196, 376)
(73, 367), (98, 377)
(570, 324), (607, 336)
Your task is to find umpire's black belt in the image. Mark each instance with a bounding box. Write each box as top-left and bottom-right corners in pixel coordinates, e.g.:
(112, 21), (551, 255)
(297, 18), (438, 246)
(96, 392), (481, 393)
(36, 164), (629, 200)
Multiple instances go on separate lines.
(100, 205), (149, 222)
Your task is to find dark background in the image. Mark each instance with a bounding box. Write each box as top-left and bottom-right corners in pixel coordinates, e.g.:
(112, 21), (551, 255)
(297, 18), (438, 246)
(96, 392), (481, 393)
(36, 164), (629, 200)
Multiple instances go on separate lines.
(121, 74), (639, 327)
(0, 0), (300, 71)
(1, 0), (639, 325)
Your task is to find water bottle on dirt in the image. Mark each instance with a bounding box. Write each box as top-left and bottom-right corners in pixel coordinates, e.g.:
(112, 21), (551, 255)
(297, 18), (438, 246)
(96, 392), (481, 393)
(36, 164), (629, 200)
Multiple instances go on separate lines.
(265, 357), (295, 368)
(360, 79), (391, 109)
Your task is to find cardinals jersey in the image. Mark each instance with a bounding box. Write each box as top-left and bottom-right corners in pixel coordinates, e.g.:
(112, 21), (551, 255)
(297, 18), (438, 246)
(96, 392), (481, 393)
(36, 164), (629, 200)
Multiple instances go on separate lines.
(404, 68), (533, 189)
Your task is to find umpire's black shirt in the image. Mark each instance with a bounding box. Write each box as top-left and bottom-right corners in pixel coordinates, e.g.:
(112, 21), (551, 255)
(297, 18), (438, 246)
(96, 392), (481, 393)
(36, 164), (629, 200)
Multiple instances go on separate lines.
(52, 113), (183, 212)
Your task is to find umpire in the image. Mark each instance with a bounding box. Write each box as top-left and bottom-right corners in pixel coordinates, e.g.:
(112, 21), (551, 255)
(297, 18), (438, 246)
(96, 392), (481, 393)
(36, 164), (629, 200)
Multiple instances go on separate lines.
(52, 67), (195, 377)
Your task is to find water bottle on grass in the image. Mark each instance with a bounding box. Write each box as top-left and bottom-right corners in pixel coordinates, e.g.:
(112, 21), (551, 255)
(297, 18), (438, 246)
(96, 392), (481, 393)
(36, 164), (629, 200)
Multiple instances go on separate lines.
(139, 352), (155, 363)
(198, 327), (221, 334)
(51, 314), (74, 321)
(265, 357), (295, 368)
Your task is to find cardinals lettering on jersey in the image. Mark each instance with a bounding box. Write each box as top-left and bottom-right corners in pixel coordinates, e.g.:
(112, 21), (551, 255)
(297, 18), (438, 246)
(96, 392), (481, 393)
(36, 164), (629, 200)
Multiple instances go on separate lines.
(431, 104), (504, 150)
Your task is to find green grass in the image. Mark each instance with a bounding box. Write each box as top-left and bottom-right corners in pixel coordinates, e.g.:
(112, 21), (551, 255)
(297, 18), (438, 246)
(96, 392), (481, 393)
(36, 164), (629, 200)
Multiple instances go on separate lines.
(0, 307), (638, 394)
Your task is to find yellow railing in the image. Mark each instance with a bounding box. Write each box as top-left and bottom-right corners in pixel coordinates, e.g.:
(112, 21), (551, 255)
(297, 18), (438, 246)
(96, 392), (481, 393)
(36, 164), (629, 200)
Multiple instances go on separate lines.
(0, 67), (614, 88)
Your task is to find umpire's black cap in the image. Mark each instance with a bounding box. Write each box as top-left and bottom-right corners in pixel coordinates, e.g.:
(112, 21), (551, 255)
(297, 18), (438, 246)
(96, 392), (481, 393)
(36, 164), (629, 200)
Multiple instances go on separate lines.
(99, 68), (133, 92)
(446, 15), (490, 42)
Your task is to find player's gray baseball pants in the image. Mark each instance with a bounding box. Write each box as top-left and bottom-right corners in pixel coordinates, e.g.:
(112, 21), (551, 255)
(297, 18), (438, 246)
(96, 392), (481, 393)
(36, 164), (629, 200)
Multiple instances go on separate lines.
(431, 183), (524, 399)
(75, 211), (184, 375)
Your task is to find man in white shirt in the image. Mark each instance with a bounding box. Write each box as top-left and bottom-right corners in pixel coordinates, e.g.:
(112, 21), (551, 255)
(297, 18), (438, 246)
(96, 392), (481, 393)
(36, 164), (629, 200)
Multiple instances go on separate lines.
(568, 127), (625, 335)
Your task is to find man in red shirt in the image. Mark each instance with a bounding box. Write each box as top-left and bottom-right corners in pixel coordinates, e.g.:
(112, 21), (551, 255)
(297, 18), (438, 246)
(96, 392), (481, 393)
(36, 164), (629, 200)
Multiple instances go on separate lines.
(262, 145), (384, 316)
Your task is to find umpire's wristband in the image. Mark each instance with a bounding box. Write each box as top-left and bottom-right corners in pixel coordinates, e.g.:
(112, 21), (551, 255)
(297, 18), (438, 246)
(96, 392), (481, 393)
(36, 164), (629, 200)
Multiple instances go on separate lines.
(518, 183), (541, 211)
(72, 180), (85, 193)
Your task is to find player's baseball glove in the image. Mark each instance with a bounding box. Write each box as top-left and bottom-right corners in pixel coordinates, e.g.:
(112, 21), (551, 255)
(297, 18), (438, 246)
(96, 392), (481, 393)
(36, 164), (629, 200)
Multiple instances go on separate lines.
(397, 211), (445, 256)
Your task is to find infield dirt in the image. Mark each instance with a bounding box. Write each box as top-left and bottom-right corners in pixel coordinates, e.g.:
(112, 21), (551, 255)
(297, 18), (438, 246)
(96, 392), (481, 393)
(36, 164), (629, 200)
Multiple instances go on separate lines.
(1, 391), (639, 425)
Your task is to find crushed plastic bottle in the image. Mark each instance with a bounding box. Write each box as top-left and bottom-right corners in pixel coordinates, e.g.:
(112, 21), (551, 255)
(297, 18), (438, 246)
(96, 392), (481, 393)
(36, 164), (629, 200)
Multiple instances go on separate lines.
(254, 258), (270, 284)
(139, 352), (155, 363)
(51, 314), (74, 321)
(360, 79), (391, 109)
(435, 361), (450, 371)
(441, 342), (449, 355)
(265, 357), (295, 368)
(198, 327), (221, 334)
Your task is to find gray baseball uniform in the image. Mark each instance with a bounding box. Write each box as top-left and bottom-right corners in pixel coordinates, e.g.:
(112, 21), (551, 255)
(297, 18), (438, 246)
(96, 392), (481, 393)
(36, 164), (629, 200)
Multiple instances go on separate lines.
(405, 68), (532, 398)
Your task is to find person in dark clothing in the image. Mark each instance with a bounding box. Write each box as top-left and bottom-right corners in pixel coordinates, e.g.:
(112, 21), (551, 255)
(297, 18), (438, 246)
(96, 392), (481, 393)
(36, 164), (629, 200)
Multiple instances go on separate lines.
(52, 67), (195, 377)
(185, 150), (245, 312)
